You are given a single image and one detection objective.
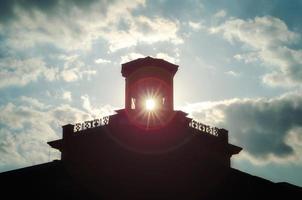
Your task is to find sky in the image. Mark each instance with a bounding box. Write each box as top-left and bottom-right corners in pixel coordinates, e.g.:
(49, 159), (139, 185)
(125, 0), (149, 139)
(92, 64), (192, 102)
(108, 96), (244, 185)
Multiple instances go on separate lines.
(0, 0), (302, 187)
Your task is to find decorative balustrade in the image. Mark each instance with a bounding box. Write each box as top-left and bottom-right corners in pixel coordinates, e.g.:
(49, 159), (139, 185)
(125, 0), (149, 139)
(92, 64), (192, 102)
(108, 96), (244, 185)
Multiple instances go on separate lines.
(74, 116), (110, 132)
(72, 115), (223, 138)
(189, 119), (219, 137)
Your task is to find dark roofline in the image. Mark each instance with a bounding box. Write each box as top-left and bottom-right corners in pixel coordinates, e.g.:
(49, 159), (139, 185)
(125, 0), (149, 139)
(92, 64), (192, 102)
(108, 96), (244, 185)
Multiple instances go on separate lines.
(121, 56), (179, 77)
(0, 160), (62, 176)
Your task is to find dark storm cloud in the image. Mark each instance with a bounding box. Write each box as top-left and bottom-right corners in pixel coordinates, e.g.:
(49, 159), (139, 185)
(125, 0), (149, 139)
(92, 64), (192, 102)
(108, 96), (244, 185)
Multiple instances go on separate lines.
(222, 96), (300, 157)
(191, 93), (302, 160)
(0, 0), (111, 23)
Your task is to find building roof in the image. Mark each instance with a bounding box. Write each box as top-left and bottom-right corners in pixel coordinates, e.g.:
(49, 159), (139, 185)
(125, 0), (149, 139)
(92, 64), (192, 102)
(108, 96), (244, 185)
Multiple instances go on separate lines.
(1, 160), (301, 199)
(121, 56), (179, 77)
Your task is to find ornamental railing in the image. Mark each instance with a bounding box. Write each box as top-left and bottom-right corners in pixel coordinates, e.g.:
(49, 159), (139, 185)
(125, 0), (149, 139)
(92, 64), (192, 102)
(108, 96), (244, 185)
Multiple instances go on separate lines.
(189, 119), (219, 137)
(71, 115), (224, 139)
(74, 116), (110, 132)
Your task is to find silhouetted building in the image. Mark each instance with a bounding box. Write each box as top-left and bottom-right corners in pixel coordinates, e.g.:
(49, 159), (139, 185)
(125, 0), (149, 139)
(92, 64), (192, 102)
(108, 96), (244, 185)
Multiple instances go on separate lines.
(1, 57), (302, 199)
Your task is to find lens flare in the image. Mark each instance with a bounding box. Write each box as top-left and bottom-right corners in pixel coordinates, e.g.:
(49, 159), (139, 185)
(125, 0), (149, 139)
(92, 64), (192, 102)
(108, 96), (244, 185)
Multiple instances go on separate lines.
(145, 99), (156, 111)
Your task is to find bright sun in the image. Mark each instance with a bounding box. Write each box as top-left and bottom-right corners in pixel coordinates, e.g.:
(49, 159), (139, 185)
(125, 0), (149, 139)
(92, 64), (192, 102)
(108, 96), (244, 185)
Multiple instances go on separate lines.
(145, 99), (156, 111)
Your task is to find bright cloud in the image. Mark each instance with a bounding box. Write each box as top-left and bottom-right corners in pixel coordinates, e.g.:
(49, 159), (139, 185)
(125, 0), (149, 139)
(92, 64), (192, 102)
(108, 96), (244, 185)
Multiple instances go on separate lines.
(0, 96), (116, 171)
(121, 52), (145, 63)
(95, 58), (111, 64)
(121, 52), (178, 64)
(81, 94), (116, 118)
(0, 54), (98, 88)
(225, 70), (240, 77)
(0, 0), (182, 53)
(211, 16), (298, 49)
(102, 15), (183, 52)
(155, 52), (178, 63)
(211, 16), (302, 87)
(188, 21), (205, 31)
(0, 57), (58, 88)
(62, 91), (72, 102)
(59, 54), (97, 82)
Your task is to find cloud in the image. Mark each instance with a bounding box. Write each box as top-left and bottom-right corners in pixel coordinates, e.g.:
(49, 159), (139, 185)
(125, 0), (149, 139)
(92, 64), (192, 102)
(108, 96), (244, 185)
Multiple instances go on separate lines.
(59, 54), (97, 82)
(62, 91), (72, 102)
(0, 0), (113, 51)
(20, 96), (50, 110)
(188, 21), (205, 31)
(0, 101), (58, 170)
(95, 58), (111, 64)
(0, 0), (182, 53)
(81, 95), (93, 113)
(81, 94), (116, 118)
(214, 10), (227, 18)
(260, 47), (302, 87)
(211, 16), (298, 49)
(183, 92), (302, 164)
(0, 0), (182, 91)
(121, 52), (145, 63)
(211, 16), (302, 87)
(0, 55), (97, 88)
(102, 15), (183, 52)
(0, 0), (103, 23)
(155, 52), (178, 63)
(0, 95), (116, 171)
(233, 52), (259, 64)
(120, 52), (178, 64)
(0, 57), (58, 88)
(225, 70), (240, 77)
(50, 104), (91, 125)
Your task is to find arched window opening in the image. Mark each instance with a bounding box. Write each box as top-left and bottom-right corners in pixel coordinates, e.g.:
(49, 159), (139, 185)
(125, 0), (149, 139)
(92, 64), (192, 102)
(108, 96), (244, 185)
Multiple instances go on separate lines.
(131, 98), (136, 109)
